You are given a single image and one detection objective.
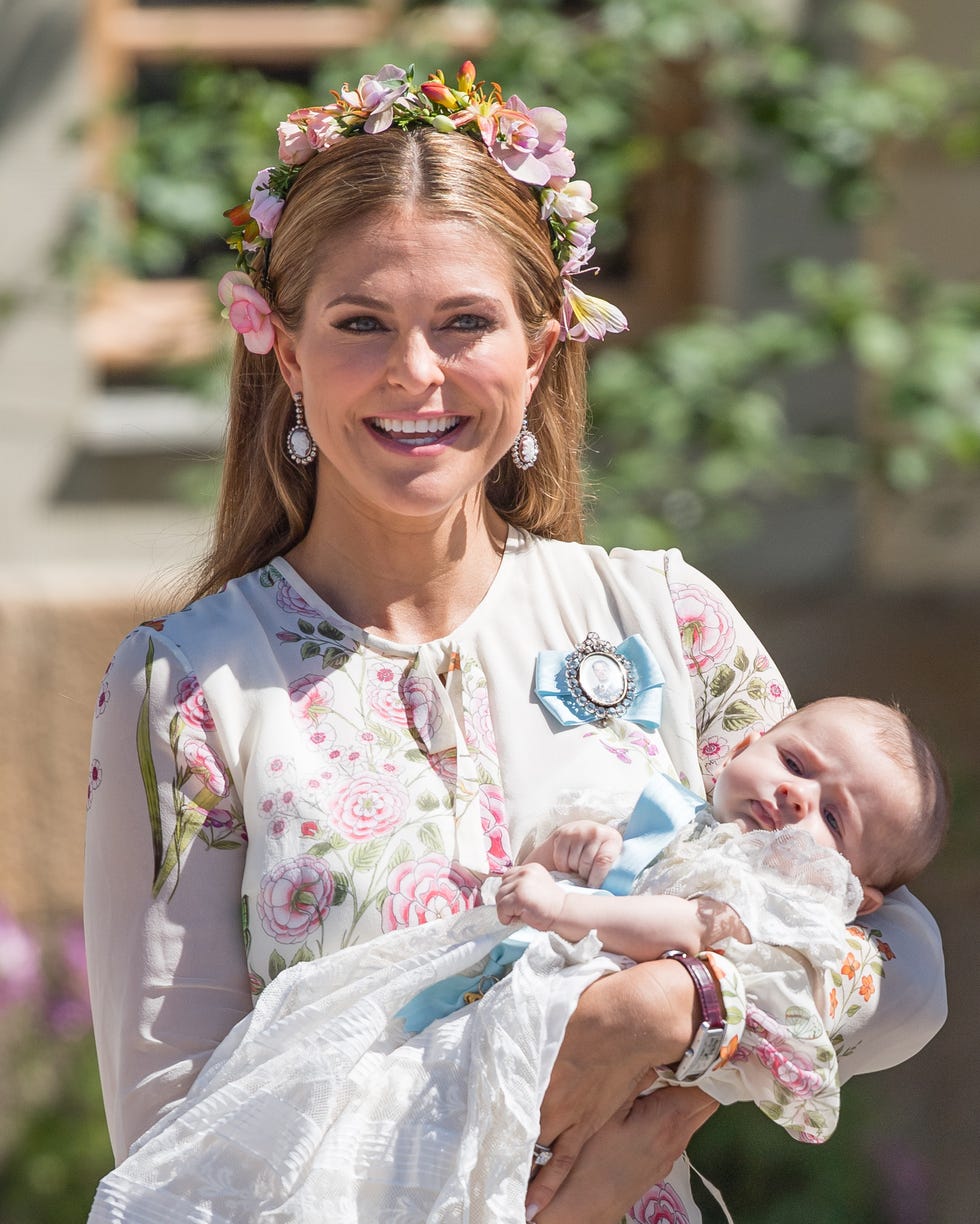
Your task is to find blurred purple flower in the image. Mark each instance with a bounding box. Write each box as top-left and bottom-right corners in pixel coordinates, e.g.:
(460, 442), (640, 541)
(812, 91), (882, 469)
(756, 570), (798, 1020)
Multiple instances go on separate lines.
(0, 905), (42, 1011)
(46, 921), (92, 1036)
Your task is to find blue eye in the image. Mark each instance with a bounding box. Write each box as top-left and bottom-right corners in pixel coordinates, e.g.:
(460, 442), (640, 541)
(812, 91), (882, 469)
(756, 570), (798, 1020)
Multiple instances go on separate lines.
(449, 314), (491, 332)
(337, 316), (385, 333)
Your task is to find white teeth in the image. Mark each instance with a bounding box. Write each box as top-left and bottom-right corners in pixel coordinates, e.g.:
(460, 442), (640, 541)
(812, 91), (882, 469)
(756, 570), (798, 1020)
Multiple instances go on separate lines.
(372, 416), (461, 436)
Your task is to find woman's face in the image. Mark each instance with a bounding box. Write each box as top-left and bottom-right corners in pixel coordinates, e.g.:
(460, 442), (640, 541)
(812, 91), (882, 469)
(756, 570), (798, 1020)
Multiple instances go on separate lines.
(273, 208), (558, 534)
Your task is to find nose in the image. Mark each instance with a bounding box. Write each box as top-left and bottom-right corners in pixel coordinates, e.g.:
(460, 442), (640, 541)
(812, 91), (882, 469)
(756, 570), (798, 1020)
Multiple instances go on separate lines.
(775, 777), (818, 824)
(384, 329), (445, 393)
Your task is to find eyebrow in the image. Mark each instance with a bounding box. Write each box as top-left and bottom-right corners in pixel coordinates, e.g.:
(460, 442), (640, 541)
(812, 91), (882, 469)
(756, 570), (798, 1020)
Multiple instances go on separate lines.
(323, 292), (504, 311)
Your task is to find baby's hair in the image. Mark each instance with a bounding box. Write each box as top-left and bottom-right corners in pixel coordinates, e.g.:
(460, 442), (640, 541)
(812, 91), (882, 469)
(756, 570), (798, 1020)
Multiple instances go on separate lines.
(796, 696), (950, 892)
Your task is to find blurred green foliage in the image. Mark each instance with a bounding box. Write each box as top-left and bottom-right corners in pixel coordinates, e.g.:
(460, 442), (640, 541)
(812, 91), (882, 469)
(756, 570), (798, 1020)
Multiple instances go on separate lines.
(68, 0), (980, 560)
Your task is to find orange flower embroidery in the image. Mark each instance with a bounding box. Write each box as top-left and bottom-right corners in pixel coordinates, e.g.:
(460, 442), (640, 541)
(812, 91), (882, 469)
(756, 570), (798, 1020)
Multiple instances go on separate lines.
(717, 1034), (739, 1068)
(828, 987), (839, 1019)
(859, 975), (875, 1002)
(876, 939), (895, 961)
(841, 952), (859, 979)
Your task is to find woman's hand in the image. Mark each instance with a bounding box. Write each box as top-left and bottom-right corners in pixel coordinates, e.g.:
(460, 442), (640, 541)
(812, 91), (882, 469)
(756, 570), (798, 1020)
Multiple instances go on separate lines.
(528, 957), (705, 1218)
(531, 1087), (719, 1222)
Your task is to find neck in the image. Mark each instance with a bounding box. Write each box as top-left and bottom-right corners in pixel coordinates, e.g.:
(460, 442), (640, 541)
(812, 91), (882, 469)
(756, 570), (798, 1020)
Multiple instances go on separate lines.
(285, 493), (509, 642)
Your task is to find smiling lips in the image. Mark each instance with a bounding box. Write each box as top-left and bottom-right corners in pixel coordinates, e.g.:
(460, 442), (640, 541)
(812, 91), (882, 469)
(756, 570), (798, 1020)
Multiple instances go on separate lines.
(749, 800), (777, 830)
(370, 415), (463, 445)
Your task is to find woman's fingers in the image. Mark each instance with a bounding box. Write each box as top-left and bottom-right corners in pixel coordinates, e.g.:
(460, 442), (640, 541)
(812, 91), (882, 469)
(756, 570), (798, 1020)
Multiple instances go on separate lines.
(531, 1088), (719, 1223)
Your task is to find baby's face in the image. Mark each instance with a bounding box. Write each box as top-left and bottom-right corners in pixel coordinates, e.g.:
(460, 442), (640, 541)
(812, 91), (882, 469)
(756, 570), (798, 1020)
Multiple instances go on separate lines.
(711, 705), (915, 909)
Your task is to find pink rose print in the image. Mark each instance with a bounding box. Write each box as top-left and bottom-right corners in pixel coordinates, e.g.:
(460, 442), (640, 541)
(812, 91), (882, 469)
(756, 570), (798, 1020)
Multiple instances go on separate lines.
(381, 855), (481, 931)
(288, 673), (335, 733)
(95, 678), (110, 718)
(628, 1182), (690, 1224)
(671, 583), (735, 675)
(176, 675), (215, 730)
(428, 748), (458, 787)
(402, 675), (443, 744)
(754, 1039), (823, 1098)
(184, 741), (229, 798)
(768, 681), (784, 700)
(257, 854), (335, 942)
(699, 738), (725, 760)
(275, 579), (320, 616)
(329, 775), (408, 841)
(479, 785), (513, 873)
(754, 653), (770, 671)
(465, 686), (497, 757)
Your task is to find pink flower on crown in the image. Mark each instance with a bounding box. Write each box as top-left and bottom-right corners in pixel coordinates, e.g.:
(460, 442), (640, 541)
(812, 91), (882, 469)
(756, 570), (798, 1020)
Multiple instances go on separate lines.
(248, 168), (285, 238)
(277, 120), (315, 166)
(488, 97), (576, 187)
(289, 106), (346, 153)
(217, 271), (274, 355)
(542, 179), (597, 223)
(356, 65), (410, 133)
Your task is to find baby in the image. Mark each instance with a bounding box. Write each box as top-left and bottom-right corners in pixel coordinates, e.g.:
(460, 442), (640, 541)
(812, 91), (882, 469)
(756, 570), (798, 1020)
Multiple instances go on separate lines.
(498, 695), (947, 947)
(497, 695), (948, 1141)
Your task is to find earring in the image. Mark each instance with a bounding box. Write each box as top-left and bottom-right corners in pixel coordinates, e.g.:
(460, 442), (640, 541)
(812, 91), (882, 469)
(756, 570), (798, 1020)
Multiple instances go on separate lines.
(286, 392), (317, 466)
(511, 411), (539, 471)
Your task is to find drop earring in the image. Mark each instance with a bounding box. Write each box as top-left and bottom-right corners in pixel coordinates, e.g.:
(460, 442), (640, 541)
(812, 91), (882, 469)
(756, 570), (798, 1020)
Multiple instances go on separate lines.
(286, 392), (317, 466)
(511, 411), (538, 471)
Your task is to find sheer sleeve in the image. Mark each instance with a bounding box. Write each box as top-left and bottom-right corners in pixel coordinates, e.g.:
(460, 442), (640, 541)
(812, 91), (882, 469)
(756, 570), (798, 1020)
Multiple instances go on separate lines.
(84, 625), (252, 1162)
(663, 551), (947, 1079)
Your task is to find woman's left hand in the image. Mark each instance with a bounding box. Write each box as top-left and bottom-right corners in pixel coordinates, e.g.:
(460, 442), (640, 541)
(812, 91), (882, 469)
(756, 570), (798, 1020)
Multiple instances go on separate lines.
(529, 958), (703, 1215)
(530, 1086), (718, 1222)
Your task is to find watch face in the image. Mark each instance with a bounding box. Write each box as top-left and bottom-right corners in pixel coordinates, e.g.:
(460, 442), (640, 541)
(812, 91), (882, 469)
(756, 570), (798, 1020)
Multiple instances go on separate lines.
(575, 650), (629, 708)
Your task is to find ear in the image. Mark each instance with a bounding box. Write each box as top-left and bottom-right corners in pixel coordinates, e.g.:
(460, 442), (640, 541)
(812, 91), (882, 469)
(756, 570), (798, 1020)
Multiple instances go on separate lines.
(857, 885), (883, 916)
(719, 729), (763, 769)
(272, 315), (301, 395)
(526, 318), (561, 396)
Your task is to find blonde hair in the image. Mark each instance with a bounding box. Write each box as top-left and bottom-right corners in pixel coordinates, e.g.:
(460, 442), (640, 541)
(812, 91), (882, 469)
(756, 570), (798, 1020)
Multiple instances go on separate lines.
(189, 127), (589, 601)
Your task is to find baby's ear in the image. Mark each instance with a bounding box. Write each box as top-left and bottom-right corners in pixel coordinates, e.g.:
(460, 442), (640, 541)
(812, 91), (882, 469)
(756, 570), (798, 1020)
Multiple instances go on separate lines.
(857, 885), (884, 916)
(720, 730), (763, 768)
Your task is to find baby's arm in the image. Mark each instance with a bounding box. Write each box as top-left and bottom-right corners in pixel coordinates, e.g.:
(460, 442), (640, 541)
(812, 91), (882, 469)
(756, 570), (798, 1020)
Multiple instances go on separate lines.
(496, 863), (751, 962)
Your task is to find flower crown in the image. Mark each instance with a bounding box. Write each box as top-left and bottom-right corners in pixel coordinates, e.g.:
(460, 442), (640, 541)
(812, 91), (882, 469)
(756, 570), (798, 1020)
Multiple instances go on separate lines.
(219, 61), (628, 354)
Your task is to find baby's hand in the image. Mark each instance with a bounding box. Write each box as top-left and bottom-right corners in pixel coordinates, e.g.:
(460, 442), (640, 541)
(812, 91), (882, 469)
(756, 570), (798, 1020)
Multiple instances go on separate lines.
(495, 863), (566, 931)
(547, 820), (624, 888)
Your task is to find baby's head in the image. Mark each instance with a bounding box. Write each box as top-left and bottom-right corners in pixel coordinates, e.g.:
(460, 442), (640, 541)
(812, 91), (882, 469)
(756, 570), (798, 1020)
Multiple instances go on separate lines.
(711, 696), (949, 915)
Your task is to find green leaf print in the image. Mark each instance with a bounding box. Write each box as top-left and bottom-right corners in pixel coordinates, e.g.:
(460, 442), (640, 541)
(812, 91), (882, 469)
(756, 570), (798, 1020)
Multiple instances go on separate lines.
(154, 800), (210, 898)
(318, 621), (345, 641)
(290, 946), (314, 967)
(734, 647), (749, 671)
(746, 677), (767, 701)
(419, 822), (445, 854)
(721, 699), (757, 731)
(300, 641), (321, 661)
(259, 568), (275, 588)
(321, 647), (351, 671)
(846, 1003), (861, 1017)
(297, 619), (315, 635)
(416, 792), (440, 812)
(759, 1101), (784, 1122)
(269, 949), (288, 981)
(709, 665), (736, 698)
(349, 840), (385, 872)
(136, 638), (165, 890)
(331, 873), (351, 907)
(388, 842), (413, 868)
(784, 1004), (823, 1040)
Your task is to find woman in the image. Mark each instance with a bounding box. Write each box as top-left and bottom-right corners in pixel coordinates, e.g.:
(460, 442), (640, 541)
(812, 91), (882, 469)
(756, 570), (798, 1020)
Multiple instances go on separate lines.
(84, 64), (946, 1222)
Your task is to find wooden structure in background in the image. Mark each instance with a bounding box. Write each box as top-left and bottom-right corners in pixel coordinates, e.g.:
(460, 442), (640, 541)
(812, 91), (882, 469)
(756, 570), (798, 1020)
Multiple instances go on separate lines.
(82, 0), (496, 371)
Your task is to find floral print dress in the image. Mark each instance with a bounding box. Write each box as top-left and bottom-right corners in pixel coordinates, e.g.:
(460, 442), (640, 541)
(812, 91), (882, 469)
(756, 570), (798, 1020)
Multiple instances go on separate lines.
(84, 531), (946, 1222)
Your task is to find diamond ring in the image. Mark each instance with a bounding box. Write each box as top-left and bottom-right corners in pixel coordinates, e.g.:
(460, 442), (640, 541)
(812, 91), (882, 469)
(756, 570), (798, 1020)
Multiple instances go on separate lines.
(531, 1143), (553, 1167)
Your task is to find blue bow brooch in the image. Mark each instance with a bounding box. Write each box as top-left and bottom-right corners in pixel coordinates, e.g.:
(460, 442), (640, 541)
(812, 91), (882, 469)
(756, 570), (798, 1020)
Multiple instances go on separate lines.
(535, 632), (664, 730)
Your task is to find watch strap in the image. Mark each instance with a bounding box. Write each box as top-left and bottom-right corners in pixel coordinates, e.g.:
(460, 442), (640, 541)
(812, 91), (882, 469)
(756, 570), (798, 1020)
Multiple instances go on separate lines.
(659, 949), (726, 1083)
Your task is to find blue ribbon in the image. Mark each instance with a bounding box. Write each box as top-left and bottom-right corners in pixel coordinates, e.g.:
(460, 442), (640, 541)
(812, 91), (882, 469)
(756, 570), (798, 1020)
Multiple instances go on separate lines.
(602, 771), (709, 895)
(398, 770), (708, 1034)
(534, 634), (664, 730)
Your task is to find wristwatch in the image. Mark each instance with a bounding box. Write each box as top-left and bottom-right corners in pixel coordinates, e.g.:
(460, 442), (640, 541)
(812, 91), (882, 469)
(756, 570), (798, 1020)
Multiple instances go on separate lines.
(659, 950), (727, 1083)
